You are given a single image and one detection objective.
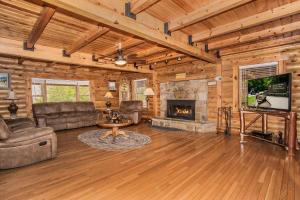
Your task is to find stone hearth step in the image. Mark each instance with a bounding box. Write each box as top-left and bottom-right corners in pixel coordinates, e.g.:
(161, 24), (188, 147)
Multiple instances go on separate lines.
(152, 117), (216, 133)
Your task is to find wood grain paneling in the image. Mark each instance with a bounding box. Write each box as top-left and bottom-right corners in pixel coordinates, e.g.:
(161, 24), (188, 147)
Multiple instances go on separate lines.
(1, 124), (299, 199)
(0, 56), (121, 118)
(221, 47), (300, 140)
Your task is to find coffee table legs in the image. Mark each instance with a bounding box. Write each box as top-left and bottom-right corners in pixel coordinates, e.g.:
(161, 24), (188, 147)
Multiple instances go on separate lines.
(100, 127), (128, 141)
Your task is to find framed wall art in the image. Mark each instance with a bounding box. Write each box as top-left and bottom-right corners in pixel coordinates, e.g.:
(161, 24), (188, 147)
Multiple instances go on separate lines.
(108, 80), (116, 91)
(0, 73), (10, 90)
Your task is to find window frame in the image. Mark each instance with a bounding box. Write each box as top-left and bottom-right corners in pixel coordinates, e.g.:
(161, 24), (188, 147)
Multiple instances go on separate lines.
(132, 78), (147, 108)
(238, 62), (278, 108)
(31, 78), (91, 103)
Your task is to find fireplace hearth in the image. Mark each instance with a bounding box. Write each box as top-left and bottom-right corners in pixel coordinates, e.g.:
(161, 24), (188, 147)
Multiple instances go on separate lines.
(167, 100), (195, 120)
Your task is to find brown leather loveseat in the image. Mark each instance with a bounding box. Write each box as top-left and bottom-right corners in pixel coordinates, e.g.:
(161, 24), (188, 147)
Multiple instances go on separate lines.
(32, 102), (101, 131)
(0, 117), (57, 169)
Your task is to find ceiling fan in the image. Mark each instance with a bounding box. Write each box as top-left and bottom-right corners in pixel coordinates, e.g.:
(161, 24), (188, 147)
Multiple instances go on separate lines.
(115, 43), (127, 66)
(114, 43), (146, 66)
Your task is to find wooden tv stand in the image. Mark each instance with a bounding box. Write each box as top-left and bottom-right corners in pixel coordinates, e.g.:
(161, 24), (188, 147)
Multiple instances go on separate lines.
(240, 108), (297, 156)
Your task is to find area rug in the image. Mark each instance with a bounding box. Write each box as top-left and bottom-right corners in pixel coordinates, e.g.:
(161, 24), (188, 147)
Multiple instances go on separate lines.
(78, 129), (151, 151)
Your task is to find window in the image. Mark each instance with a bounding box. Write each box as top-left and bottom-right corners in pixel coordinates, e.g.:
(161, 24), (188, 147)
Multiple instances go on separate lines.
(31, 78), (90, 103)
(239, 62), (278, 107)
(133, 79), (147, 108)
(32, 83), (44, 103)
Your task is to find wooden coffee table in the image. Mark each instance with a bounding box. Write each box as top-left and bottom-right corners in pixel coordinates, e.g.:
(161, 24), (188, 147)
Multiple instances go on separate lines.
(98, 120), (133, 141)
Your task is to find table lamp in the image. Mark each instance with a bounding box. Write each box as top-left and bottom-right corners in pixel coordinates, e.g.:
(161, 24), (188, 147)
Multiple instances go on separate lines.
(144, 87), (154, 109)
(104, 91), (114, 109)
(5, 90), (19, 119)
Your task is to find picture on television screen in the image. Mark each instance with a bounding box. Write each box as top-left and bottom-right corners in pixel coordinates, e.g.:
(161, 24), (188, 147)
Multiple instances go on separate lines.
(247, 73), (291, 111)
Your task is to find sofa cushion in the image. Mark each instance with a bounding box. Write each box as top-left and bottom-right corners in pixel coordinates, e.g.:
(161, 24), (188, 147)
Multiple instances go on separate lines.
(0, 118), (11, 140)
(60, 102), (76, 112)
(3, 127), (54, 144)
(44, 113), (61, 119)
(33, 103), (61, 115)
(44, 104), (61, 114)
(119, 101), (143, 113)
(75, 102), (95, 112)
(46, 117), (67, 125)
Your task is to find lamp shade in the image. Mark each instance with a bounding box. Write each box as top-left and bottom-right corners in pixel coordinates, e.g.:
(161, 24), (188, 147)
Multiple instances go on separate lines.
(144, 88), (154, 96)
(6, 90), (18, 100)
(104, 91), (114, 98)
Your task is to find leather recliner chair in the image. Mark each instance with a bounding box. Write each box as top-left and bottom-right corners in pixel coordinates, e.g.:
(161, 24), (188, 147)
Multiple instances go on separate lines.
(119, 100), (143, 124)
(0, 117), (57, 169)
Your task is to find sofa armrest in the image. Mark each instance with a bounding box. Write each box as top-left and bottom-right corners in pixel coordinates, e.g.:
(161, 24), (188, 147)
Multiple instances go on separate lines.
(35, 116), (47, 128)
(95, 109), (103, 120)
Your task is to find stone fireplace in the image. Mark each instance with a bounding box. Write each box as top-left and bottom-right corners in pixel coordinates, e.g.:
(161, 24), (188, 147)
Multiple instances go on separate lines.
(160, 79), (208, 122)
(152, 79), (216, 133)
(167, 100), (195, 121)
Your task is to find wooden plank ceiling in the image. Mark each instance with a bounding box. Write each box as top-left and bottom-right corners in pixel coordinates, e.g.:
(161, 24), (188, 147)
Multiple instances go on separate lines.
(0, 0), (299, 69)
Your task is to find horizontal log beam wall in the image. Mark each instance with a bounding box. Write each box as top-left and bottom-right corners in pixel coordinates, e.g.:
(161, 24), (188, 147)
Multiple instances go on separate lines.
(221, 48), (300, 139)
(0, 56), (122, 118)
(0, 37), (153, 73)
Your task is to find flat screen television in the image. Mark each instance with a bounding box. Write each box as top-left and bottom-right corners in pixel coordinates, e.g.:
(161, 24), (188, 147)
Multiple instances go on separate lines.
(247, 73), (291, 111)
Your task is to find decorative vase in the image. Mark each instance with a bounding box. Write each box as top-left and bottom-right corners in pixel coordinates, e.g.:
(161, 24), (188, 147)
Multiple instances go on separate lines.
(8, 101), (18, 119)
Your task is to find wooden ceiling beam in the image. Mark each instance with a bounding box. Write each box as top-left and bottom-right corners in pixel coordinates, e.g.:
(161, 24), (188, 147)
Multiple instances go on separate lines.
(127, 46), (166, 58)
(147, 52), (184, 64)
(64, 26), (109, 55)
(209, 21), (300, 50)
(98, 39), (145, 58)
(41, 0), (218, 63)
(169, 0), (252, 32)
(0, 37), (152, 73)
(25, 6), (55, 49)
(131, 0), (161, 14)
(192, 1), (300, 42)
(220, 34), (300, 56)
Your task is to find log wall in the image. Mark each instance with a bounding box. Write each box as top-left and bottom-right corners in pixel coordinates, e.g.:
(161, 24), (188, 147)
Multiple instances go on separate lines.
(0, 56), (121, 118)
(153, 47), (300, 140)
(221, 47), (300, 139)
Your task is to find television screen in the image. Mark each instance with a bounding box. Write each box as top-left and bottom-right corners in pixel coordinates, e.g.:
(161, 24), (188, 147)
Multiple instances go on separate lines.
(247, 73), (291, 111)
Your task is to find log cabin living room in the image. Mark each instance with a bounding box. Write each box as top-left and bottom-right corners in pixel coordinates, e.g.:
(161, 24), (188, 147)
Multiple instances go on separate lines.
(0, 0), (300, 199)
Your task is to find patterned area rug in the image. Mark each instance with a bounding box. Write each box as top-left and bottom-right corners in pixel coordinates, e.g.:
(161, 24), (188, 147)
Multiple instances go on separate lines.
(78, 129), (151, 151)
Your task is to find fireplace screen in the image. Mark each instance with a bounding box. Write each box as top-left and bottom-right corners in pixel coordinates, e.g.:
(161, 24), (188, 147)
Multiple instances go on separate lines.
(167, 100), (195, 120)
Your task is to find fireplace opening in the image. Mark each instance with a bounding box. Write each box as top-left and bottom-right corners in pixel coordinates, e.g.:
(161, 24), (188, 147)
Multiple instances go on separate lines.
(167, 100), (195, 120)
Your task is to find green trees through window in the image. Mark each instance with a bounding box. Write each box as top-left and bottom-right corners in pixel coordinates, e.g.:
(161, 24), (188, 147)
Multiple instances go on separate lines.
(47, 85), (76, 102)
(32, 78), (91, 103)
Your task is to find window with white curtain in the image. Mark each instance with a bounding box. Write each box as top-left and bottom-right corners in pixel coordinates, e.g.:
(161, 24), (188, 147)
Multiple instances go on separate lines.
(31, 78), (90, 103)
(239, 62), (278, 107)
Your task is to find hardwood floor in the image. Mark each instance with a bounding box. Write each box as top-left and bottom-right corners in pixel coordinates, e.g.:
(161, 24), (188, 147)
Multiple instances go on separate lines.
(1, 124), (299, 200)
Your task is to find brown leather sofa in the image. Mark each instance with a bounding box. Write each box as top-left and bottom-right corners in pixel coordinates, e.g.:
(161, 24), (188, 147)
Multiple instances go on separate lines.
(0, 117), (57, 169)
(32, 102), (101, 131)
(119, 100), (143, 124)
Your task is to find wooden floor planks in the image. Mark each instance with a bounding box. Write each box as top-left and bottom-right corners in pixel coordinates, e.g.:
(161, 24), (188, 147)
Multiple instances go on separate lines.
(0, 124), (299, 200)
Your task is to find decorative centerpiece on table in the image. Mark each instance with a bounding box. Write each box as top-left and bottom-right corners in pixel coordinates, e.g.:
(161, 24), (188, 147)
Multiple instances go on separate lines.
(106, 111), (124, 124)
